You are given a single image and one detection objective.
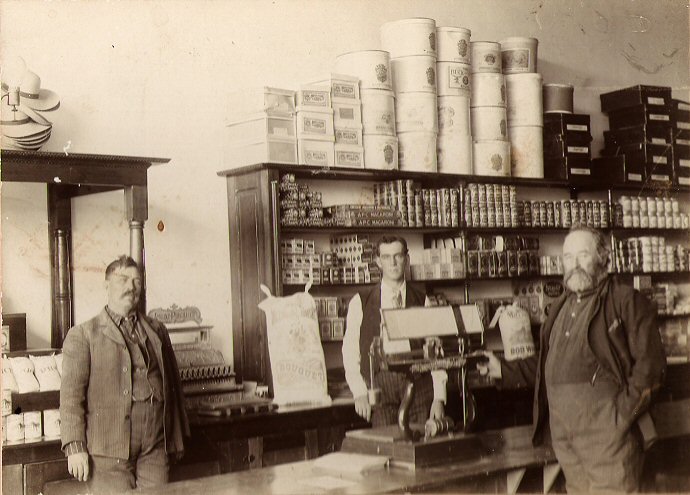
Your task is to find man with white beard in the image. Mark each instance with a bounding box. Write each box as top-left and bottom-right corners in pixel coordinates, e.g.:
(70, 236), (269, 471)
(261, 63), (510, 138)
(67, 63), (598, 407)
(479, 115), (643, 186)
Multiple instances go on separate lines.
(480, 224), (665, 493)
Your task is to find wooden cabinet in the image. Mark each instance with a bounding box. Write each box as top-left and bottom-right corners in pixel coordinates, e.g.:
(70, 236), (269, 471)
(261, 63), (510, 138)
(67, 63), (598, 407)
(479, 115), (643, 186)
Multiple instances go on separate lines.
(219, 163), (690, 393)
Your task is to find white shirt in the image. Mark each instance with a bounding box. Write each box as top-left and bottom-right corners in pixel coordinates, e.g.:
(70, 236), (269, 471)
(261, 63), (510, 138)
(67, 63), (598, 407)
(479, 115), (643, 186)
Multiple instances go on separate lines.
(342, 280), (448, 402)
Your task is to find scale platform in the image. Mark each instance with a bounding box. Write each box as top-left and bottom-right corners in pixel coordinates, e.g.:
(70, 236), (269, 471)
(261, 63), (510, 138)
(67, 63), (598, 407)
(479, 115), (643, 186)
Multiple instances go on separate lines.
(341, 424), (489, 470)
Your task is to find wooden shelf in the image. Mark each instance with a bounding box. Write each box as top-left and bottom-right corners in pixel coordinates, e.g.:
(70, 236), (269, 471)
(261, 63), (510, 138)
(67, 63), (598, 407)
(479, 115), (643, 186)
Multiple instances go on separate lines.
(281, 226), (459, 234)
(10, 391), (60, 413)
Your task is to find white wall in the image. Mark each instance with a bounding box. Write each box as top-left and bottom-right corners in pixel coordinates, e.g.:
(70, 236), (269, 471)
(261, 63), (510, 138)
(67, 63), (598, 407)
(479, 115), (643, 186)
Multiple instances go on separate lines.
(1, 0), (688, 358)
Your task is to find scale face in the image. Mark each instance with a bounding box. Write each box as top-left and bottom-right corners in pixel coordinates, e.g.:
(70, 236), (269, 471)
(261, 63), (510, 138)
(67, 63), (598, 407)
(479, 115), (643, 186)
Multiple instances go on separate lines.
(381, 305), (459, 341)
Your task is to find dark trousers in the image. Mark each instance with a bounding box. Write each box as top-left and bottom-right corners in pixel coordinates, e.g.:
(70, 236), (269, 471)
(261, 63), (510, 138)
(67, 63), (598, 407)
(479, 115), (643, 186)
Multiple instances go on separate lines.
(88, 400), (167, 494)
(372, 370), (433, 427)
(547, 380), (643, 493)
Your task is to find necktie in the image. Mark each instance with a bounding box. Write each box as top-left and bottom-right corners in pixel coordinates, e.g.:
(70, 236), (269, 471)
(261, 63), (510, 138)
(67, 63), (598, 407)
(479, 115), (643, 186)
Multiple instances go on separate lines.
(394, 290), (403, 309)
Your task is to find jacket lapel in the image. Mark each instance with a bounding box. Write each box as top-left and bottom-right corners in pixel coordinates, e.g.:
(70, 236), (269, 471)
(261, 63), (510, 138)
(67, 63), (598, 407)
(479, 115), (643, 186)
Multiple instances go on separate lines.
(140, 315), (164, 370)
(97, 308), (126, 346)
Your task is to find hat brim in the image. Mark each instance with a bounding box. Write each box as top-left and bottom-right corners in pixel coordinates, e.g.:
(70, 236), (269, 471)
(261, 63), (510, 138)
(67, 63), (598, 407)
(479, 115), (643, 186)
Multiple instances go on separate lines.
(15, 129), (52, 145)
(2, 121), (51, 138)
(20, 88), (60, 112)
(1, 135), (47, 150)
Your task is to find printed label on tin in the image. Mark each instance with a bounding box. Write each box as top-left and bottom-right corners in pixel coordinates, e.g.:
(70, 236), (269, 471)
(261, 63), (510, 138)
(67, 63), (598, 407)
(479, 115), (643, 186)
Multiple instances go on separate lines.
(300, 90), (329, 107)
(375, 64), (389, 83)
(627, 173), (643, 182)
(679, 159), (690, 168)
(501, 49), (530, 72)
(305, 150), (328, 165)
(650, 114), (670, 121)
(652, 155), (668, 164)
(273, 127), (289, 137)
(336, 151), (363, 167)
(338, 107), (355, 120)
(567, 146), (589, 154)
(303, 117), (327, 134)
(650, 174), (670, 181)
(571, 168), (591, 175)
(383, 144), (395, 165)
(676, 139), (690, 146)
(651, 137), (668, 145)
(647, 97), (665, 105)
(457, 39), (469, 58)
(332, 83), (356, 99)
(335, 128), (361, 145)
(448, 65), (471, 91)
(566, 124), (588, 132)
(679, 177), (690, 185)
(678, 122), (690, 129)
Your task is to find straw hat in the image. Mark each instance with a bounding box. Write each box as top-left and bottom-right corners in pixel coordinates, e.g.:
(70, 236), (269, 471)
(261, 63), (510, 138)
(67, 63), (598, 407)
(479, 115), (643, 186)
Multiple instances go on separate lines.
(18, 70), (60, 111)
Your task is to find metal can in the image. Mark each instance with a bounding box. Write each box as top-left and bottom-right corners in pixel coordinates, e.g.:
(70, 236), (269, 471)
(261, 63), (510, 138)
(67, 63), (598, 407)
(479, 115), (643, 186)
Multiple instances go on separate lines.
(554, 201), (561, 227)
(479, 205), (488, 227)
(467, 251), (479, 277)
(600, 200), (609, 228)
(561, 200), (571, 227)
(546, 202), (555, 227)
(477, 184), (486, 204)
(517, 250), (529, 276)
(495, 203), (504, 227)
(523, 201), (532, 227)
(539, 201), (548, 227)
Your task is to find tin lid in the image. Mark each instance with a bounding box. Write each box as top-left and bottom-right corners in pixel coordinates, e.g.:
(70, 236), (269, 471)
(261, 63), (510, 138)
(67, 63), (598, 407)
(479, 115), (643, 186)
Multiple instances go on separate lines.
(470, 41), (501, 49)
(543, 83), (574, 90)
(381, 17), (437, 28)
(336, 49), (390, 58)
(500, 37), (539, 44)
(436, 26), (471, 35)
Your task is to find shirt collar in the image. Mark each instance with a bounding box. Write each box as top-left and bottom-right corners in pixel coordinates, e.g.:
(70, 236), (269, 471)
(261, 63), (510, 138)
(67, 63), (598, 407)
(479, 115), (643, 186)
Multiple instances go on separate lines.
(381, 280), (405, 298)
(105, 305), (138, 327)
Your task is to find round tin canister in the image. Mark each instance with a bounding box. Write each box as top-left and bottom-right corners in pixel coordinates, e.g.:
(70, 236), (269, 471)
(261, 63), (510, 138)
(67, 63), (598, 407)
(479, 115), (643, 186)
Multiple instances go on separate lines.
(500, 37), (538, 73)
(470, 41), (502, 73)
(360, 89), (396, 135)
(471, 73), (506, 107)
(543, 84), (574, 113)
(23, 411), (42, 440)
(43, 409), (61, 438)
(398, 131), (438, 173)
(391, 56), (437, 93)
(473, 140), (511, 176)
(6, 413), (24, 442)
(437, 133), (472, 174)
(509, 125), (544, 178)
(335, 50), (392, 90)
(505, 73), (543, 126)
(2, 388), (12, 416)
(436, 61), (471, 96)
(437, 96), (471, 134)
(436, 26), (472, 63)
(396, 93), (438, 132)
(471, 106), (508, 140)
(381, 18), (437, 58)
(363, 134), (398, 170)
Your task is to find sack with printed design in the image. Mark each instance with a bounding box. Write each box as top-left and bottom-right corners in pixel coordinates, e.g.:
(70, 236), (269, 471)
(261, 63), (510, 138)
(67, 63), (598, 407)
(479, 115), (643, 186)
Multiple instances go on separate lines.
(258, 284), (331, 406)
(29, 354), (61, 391)
(9, 356), (40, 393)
(2, 358), (18, 392)
(496, 303), (535, 361)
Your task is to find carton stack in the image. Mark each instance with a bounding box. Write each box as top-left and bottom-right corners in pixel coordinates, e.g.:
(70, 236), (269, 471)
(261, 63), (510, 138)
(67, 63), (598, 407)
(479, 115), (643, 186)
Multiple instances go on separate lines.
(310, 74), (365, 168)
(670, 99), (690, 186)
(543, 113), (593, 180)
(598, 85), (674, 185)
(296, 85), (336, 167)
(225, 87), (297, 167)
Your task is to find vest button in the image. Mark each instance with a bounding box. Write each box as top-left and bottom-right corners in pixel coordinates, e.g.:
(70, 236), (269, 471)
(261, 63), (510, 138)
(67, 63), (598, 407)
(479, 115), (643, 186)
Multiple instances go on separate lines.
(125, 415), (130, 420)
(122, 367), (127, 373)
(124, 390), (129, 395)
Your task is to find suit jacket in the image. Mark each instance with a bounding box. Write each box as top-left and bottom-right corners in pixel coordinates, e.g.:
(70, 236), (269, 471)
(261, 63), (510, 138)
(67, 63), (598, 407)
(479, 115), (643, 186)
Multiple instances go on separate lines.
(501, 275), (666, 447)
(60, 308), (189, 459)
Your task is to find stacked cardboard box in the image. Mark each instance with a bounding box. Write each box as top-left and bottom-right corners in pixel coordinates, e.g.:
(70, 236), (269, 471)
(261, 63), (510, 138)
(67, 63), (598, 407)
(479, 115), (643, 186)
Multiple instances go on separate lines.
(670, 99), (690, 186)
(597, 85), (673, 185)
(543, 113), (593, 180)
(296, 85), (336, 166)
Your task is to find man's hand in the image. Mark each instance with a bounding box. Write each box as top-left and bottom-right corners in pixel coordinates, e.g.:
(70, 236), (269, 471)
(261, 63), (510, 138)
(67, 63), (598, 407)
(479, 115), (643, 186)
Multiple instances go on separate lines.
(429, 399), (445, 420)
(67, 452), (89, 482)
(354, 394), (372, 422)
(478, 351), (502, 380)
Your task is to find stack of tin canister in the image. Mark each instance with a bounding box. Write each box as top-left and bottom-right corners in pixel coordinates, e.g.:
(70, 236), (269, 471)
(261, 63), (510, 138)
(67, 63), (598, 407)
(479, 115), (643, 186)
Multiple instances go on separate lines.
(435, 25), (473, 174)
(542, 83), (594, 181)
(670, 99), (690, 186)
(295, 85), (336, 167)
(309, 74), (365, 168)
(614, 236), (688, 274)
(470, 41), (510, 176)
(463, 183), (518, 228)
(599, 85), (674, 185)
(382, 18), (439, 173)
(335, 50), (398, 170)
(501, 37), (543, 178)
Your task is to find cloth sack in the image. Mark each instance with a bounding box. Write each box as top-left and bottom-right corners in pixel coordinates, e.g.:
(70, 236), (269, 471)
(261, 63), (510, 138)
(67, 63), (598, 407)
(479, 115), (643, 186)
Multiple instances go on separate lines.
(9, 356), (40, 393)
(495, 303), (535, 361)
(258, 284), (331, 406)
(2, 358), (19, 392)
(29, 354), (61, 391)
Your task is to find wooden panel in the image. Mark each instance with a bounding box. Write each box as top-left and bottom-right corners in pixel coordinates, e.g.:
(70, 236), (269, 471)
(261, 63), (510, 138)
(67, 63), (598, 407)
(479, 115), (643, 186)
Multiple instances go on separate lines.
(11, 391), (60, 413)
(23, 459), (75, 495)
(2, 313), (27, 351)
(3, 464), (23, 495)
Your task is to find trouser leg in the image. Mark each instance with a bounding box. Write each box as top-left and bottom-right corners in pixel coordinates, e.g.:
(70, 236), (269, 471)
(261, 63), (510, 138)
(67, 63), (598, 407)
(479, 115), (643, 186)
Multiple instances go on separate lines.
(134, 400), (168, 488)
(88, 456), (136, 495)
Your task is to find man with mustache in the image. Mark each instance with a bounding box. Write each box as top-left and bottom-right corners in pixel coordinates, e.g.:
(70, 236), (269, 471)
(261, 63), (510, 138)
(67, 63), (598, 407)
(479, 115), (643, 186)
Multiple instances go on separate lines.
(60, 256), (188, 494)
(481, 225), (665, 492)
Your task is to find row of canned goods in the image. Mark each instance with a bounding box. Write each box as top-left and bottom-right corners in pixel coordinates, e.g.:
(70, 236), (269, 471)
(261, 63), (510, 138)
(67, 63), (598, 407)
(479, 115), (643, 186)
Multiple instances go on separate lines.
(614, 239), (689, 273)
(466, 249), (540, 278)
(374, 180), (460, 227)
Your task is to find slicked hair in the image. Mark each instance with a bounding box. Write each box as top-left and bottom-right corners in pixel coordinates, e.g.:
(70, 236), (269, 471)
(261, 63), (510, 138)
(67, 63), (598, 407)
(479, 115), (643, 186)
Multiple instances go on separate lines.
(105, 255), (140, 280)
(375, 235), (408, 257)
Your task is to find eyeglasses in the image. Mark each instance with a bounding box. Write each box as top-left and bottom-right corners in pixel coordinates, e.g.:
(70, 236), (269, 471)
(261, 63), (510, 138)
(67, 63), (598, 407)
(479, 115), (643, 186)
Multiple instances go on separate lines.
(379, 253), (406, 263)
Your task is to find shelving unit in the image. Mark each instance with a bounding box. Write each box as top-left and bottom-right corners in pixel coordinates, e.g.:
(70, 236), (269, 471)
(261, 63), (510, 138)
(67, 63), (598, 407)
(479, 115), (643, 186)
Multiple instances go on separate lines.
(218, 163), (690, 391)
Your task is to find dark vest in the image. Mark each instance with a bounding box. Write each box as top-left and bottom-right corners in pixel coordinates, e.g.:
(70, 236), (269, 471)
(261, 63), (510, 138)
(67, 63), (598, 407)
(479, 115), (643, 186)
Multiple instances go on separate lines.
(355, 282), (426, 386)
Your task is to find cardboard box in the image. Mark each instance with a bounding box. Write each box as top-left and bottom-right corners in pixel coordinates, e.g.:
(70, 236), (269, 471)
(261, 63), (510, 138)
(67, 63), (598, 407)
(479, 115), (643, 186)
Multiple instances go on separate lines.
(591, 155), (645, 185)
(604, 124), (672, 148)
(601, 142), (673, 182)
(606, 104), (672, 130)
(225, 137), (297, 166)
(512, 279), (565, 324)
(334, 144), (365, 168)
(228, 86), (296, 118)
(297, 139), (335, 167)
(600, 85), (672, 113)
(333, 101), (363, 128)
(543, 112), (591, 135)
(296, 85), (332, 109)
(543, 134), (591, 160)
(543, 155), (592, 181)
(296, 108), (335, 140)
